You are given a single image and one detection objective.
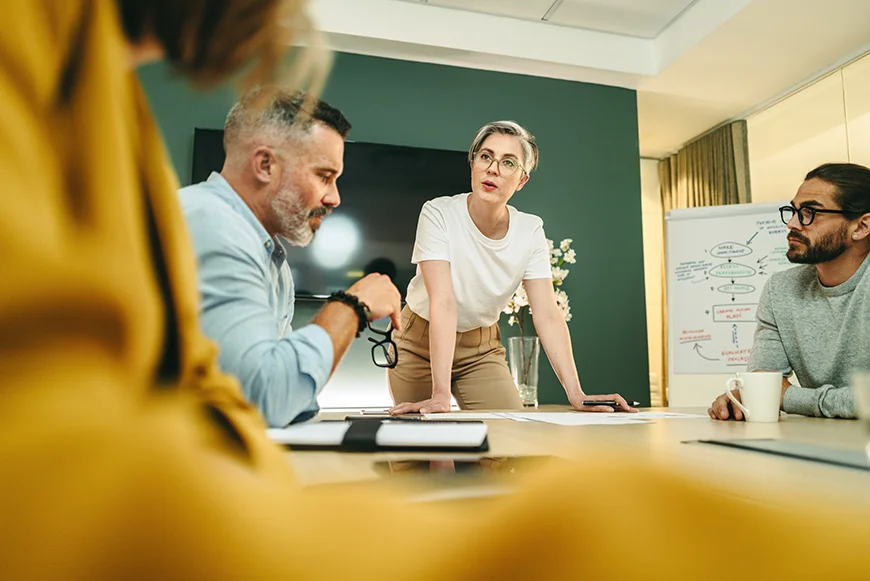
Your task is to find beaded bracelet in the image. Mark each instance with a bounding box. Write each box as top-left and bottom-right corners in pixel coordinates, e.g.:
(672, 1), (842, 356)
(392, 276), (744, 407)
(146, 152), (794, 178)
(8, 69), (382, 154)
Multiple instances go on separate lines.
(326, 290), (371, 337)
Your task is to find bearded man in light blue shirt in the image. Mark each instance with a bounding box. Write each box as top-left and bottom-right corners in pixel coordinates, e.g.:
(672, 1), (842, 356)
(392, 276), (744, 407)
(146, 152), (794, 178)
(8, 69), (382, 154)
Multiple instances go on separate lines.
(180, 88), (401, 427)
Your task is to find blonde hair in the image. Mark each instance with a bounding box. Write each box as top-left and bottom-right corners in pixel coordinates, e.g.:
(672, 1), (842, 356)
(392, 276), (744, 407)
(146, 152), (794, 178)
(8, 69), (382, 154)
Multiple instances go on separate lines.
(468, 121), (539, 172)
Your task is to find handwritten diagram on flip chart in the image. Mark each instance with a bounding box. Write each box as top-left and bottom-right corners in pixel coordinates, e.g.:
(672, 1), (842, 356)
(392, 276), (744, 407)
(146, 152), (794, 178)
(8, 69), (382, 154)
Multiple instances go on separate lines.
(666, 202), (795, 376)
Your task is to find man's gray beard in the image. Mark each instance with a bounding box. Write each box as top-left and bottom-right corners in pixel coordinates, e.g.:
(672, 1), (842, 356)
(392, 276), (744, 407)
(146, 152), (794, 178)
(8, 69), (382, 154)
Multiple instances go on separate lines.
(271, 187), (316, 247)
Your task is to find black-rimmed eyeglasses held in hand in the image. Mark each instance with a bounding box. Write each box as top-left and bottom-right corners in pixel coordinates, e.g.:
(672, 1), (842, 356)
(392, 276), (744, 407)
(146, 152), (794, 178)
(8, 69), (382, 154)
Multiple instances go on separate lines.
(367, 322), (397, 369)
(779, 205), (851, 226)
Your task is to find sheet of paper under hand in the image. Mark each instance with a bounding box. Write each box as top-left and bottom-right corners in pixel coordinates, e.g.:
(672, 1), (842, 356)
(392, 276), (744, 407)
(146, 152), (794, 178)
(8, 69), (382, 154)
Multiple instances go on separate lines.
(505, 413), (649, 426)
(422, 412), (511, 420)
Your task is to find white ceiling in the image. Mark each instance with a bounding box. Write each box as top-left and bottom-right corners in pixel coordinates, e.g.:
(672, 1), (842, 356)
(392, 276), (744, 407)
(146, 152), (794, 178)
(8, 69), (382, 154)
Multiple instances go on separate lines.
(637, 0), (870, 157)
(395, 0), (699, 38)
(309, 0), (870, 158)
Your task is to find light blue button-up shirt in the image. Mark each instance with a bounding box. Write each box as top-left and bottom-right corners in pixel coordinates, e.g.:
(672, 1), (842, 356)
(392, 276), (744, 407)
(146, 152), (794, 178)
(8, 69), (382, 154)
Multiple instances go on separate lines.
(179, 173), (333, 427)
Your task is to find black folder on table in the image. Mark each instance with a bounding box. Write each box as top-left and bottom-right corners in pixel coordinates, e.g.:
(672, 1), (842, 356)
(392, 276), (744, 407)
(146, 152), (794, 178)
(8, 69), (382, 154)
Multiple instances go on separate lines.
(692, 438), (870, 471)
(267, 419), (489, 453)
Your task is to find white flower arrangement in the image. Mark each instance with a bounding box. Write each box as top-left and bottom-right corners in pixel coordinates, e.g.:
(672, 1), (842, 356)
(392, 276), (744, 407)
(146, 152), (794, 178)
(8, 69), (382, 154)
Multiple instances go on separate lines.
(503, 237), (576, 335)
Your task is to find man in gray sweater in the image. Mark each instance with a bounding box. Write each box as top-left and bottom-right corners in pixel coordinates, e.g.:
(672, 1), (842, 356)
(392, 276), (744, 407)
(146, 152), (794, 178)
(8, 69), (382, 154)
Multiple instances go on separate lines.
(710, 163), (870, 420)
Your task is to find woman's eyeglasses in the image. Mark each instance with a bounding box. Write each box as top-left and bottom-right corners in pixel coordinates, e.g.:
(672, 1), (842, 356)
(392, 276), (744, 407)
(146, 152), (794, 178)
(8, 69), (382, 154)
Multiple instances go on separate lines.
(367, 322), (397, 369)
(473, 151), (525, 177)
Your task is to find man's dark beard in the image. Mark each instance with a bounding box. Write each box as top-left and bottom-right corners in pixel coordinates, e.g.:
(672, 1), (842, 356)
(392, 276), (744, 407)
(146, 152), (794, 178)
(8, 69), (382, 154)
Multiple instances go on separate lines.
(786, 225), (849, 264)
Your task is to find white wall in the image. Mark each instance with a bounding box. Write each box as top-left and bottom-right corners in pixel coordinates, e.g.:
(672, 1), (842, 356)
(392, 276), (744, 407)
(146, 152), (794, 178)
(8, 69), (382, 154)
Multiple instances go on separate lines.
(640, 159), (664, 406)
(844, 54), (870, 167)
(748, 51), (870, 201)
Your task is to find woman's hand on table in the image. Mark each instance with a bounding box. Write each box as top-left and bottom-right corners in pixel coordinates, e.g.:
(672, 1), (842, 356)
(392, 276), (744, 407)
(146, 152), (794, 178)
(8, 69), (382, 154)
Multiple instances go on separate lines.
(389, 392), (452, 415)
(568, 392), (638, 413)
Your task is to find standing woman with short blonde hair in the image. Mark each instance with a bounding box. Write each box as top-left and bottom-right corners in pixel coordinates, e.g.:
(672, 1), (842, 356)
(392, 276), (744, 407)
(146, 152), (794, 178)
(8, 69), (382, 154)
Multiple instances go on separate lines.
(388, 121), (636, 414)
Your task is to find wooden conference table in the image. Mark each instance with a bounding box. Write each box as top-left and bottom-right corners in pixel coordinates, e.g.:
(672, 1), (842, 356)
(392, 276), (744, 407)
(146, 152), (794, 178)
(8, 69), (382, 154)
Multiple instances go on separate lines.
(282, 406), (870, 507)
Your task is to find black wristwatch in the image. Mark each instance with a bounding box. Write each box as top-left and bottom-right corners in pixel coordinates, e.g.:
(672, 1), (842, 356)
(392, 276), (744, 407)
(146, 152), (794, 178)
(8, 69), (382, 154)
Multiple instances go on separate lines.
(326, 290), (371, 337)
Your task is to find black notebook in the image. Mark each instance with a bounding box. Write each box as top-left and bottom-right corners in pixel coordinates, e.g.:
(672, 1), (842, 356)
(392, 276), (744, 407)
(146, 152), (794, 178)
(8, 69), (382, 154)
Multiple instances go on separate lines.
(268, 419), (489, 453)
(691, 438), (870, 471)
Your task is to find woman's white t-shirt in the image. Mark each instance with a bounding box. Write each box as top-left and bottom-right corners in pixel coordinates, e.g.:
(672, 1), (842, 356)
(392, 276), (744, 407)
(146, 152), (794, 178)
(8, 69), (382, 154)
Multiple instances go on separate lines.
(405, 193), (552, 332)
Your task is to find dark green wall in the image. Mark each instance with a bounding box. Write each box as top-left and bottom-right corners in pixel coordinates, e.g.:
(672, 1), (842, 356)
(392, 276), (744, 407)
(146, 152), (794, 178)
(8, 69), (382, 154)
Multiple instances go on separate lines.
(139, 52), (650, 406)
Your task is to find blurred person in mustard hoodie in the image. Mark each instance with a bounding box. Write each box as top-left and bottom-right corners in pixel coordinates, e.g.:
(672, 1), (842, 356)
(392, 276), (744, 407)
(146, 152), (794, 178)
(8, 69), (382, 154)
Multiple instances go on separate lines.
(1, 1), (869, 579)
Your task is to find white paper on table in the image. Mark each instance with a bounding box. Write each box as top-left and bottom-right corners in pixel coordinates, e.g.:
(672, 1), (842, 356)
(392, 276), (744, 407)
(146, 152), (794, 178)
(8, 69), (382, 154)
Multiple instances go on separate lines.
(506, 415), (535, 422)
(423, 412), (510, 420)
(631, 411), (708, 419)
(504, 413), (648, 426)
(423, 412), (538, 422)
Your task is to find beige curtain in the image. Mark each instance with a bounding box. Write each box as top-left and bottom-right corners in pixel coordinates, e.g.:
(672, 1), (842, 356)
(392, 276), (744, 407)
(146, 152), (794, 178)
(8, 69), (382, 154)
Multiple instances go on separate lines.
(657, 121), (752, 405)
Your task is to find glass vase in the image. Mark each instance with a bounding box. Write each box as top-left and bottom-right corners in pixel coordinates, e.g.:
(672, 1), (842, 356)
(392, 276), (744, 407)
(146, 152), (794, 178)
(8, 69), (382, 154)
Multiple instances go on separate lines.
(508, 336), (540, 407)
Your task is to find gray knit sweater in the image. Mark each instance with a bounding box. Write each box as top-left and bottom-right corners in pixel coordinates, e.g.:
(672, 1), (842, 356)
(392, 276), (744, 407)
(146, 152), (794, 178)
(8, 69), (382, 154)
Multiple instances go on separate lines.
(748, 254), (870, 418)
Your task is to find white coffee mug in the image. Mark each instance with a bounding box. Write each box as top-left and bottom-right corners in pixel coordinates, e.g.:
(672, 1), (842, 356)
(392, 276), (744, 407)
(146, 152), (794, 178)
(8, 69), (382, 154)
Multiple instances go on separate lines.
(851, 371), (870, 460)
(852, 371), (870, 420)
(725, 372), (782, 423)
